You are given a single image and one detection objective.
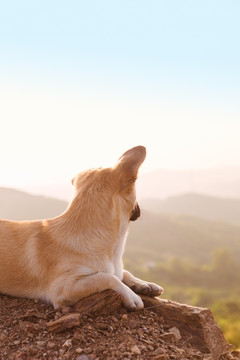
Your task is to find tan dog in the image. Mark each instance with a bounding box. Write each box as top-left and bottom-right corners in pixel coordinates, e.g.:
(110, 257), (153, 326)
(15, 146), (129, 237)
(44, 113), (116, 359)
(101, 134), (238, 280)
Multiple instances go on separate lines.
(0, 146), (163, 310)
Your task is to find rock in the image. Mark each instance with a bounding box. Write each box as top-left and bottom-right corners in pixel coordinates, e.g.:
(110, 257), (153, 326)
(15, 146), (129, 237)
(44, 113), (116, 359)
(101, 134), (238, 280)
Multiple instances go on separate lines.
(15, 351), (27, 359)
(160, 332), (176, 342)
(232, 351), (240, 358)
(47, 313), (81, 333)
(111, 316), (118, 323)
(75, 348), (84, 354)
(18, 321), (42, 332)
(96, 322), (109, 330)
(153, 354), (170, 360)
(0, 290), (236, 360)
(47, 341), (56, 349)
(0, 333), (8, 345)
(169, 326), (181, 341)
(28, 346), (38, 355)
(76, 355), (90, 360)
(152, 348), (165, 355)
(13, 340), (21, 345)
(148, 344), (155, 351)
(73, 329), (82, 340)
(73, 289), (123, 315)
(141, 295), (231, 359)
(62, 339), (72, 348)
(131, 345), (141, 354)
(84, 347), (93, 354)
(19, 308), (45, 319)
(36, 340), (46, 349)
(160, 328), (181, 343)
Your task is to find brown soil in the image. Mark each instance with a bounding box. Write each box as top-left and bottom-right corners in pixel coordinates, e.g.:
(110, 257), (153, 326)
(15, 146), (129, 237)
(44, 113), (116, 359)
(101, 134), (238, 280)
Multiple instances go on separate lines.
(0, 293), (239, 360)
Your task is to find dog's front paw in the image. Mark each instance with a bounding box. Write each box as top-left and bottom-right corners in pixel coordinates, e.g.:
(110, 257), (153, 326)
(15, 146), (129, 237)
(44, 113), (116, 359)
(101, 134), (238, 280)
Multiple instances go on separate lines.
(122, 287), (144, 310)
(131, 281), (164, 297)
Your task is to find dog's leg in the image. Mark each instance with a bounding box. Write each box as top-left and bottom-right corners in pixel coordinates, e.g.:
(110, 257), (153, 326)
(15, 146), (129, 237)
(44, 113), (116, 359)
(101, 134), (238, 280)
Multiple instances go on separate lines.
(123, 270), (164, 297)
(49, 272), (144, 310)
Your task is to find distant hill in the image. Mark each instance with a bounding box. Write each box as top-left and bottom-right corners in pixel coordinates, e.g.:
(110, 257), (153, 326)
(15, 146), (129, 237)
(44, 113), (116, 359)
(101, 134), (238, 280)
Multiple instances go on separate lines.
(141, 193), (240, 225)
(0, 187), (68, 221)
(126, 210), (240, 265)
(136, 168), (240, 200)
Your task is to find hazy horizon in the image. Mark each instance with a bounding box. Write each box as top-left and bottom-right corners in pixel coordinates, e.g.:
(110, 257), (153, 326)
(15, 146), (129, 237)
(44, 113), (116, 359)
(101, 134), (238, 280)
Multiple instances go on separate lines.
(2, 165), (240, 202)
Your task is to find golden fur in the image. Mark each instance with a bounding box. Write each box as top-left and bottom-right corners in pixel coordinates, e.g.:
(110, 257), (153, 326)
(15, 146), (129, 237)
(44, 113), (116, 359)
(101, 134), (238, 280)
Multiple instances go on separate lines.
(0, 146), (163, 309)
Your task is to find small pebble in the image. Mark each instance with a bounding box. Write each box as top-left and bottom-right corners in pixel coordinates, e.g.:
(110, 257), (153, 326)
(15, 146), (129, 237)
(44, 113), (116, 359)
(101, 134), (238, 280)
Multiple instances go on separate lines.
(0, 333), (8, 342)
(169, 326), (182, 341)
(62, 339), (72, 348)
(76, 355), (90, 360)
(13, 340), (21, 345)
(148, 344), (155, 351)
(111, 316), (118, 323)
(36, 341), (46, 349)
(84, 347), (93, 354)
(131, 345), (141, 355)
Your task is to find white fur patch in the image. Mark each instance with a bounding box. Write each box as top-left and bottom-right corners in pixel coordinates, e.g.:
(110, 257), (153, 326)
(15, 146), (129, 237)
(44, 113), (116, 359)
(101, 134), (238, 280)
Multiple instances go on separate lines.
(113, 214), (129, 280)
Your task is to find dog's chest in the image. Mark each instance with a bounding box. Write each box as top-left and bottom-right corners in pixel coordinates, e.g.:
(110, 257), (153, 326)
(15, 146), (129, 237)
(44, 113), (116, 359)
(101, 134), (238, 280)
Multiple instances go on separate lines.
(111, 215), (129, 279)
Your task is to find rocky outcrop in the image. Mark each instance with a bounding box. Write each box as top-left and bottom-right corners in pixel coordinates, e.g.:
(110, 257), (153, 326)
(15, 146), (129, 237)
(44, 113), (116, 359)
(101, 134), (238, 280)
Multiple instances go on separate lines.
(47, 290), (236, 360)
(0, 290), (239, 360)
(142, 295), (231, 360)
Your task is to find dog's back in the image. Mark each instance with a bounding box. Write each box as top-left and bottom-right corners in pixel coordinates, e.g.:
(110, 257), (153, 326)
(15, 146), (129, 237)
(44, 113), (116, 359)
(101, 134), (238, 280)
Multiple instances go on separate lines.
(0, 219), (52, 299)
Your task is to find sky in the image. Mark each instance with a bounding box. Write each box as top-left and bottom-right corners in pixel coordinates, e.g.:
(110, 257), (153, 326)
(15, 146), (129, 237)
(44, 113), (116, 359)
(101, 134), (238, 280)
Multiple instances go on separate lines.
(0, 1), (240, 196)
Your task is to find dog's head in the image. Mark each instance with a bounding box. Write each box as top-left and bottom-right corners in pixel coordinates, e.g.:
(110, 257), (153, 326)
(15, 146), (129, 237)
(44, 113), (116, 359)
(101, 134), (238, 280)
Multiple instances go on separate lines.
(71, 146), (146, 224)
(114, 146), (146, 221)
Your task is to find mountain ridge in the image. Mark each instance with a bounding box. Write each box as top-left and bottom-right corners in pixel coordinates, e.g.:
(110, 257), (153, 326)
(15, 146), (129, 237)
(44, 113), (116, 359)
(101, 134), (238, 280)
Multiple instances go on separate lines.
(137, 167), (240, 200)
(1, 186), (240, 225)
(141, 193), (240, 225)
(0, 187), (67, 221)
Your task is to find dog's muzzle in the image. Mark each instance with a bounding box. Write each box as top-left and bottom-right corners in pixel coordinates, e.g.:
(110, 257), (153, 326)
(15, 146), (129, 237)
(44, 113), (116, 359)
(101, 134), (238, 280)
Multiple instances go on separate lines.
(130, 203), (141, 221)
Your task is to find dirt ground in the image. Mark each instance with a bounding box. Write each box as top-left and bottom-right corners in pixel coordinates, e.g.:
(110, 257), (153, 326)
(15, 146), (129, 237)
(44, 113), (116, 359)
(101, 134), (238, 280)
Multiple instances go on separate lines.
(0, 294), (239, 360)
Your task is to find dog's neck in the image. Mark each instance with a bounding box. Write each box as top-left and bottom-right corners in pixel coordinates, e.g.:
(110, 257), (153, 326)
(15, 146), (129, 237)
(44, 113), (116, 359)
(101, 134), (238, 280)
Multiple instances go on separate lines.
(46, 192), (128, 259)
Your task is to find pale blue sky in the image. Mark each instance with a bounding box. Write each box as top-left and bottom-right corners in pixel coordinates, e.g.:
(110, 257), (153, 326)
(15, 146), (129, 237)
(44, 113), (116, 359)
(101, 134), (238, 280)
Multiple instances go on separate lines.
(0, 1), (240, 193)
(1, 1), (239, 95)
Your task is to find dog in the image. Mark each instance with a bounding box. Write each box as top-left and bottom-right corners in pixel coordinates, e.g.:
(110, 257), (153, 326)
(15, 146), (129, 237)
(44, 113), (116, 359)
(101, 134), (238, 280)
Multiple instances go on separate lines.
(0, 146), (163, 310)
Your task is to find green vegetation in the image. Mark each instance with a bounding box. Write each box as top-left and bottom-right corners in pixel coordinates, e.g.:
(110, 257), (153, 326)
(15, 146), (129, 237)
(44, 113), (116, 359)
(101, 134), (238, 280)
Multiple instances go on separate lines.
(125, 246), (240, 348)
(126, 214), (240, 349)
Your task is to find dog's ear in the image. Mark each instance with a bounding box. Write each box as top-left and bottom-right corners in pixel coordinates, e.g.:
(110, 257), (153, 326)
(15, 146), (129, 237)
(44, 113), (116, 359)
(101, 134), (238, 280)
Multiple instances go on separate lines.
(114, 146), (146, 186)
(71, 177), (75, 186)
